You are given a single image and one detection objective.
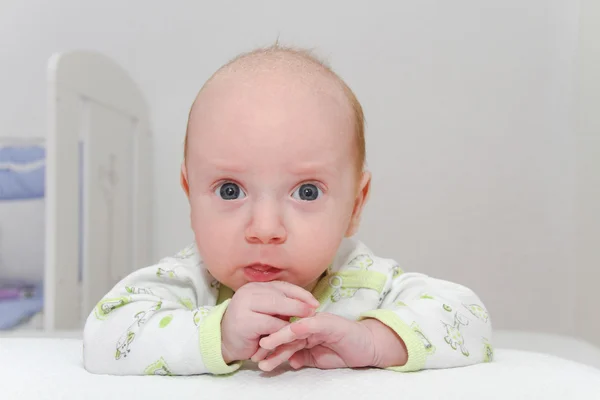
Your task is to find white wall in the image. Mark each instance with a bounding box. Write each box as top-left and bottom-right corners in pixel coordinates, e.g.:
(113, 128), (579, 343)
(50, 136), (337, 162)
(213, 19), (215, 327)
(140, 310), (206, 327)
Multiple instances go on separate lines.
(0, 1), (584, 337)
(575, 0), (600, 347)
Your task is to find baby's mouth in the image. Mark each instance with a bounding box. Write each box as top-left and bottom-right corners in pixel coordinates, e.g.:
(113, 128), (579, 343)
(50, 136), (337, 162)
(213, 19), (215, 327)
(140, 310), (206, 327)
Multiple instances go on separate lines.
(248, 263), (279, 272)
(244, 263), (282, 282)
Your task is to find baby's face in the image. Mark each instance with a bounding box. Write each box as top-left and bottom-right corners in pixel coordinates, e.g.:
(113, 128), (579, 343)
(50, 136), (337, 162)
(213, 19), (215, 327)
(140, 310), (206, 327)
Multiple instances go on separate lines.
(182, 68), (369, 291)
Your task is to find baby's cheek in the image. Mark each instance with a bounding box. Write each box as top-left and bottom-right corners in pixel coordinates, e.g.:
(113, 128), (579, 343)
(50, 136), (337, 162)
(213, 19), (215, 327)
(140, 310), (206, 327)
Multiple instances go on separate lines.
(197, 225), (234, 258)
(193, 216), (237, 262)
(295, 226), (341, 277)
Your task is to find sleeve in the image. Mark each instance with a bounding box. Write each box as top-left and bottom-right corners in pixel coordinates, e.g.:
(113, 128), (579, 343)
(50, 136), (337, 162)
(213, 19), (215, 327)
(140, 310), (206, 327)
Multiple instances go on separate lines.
(82, 260), (241, 376)
(359, 270), (493, 372)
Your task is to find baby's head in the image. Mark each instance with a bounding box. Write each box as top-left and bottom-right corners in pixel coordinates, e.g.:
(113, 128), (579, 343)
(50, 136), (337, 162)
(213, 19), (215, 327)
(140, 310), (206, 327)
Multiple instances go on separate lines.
(181, 45), (371, 291)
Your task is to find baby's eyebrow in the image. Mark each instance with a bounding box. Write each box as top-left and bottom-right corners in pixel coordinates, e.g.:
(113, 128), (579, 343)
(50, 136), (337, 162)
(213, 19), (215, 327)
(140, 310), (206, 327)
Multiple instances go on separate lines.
(287, 162), (336, 177)
(202, 159), (247, 174)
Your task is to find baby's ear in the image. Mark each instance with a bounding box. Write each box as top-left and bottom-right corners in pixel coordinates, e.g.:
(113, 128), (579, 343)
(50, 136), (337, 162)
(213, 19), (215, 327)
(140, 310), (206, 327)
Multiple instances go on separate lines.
(346, 171), (372, 237)
(180, 163), (190, 198)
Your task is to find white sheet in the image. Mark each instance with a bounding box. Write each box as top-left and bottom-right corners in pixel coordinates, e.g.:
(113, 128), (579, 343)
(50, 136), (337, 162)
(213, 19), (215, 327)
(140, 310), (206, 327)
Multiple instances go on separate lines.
(493, 329), (600, 370)
(1, 338), (599, 399)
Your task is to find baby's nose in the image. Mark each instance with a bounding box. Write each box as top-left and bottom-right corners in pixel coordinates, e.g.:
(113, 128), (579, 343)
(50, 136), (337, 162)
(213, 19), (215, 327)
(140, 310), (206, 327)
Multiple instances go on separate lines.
(245, 201), (287, 245)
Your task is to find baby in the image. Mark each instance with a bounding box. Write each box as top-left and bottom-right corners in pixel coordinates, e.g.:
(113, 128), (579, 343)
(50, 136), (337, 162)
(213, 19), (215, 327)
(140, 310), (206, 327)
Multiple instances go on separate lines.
(83, 45), (492, 376)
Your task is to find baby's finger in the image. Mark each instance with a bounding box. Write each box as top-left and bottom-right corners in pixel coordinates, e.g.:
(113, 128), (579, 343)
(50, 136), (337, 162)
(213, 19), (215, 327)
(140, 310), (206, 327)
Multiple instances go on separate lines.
(290, 346), (337, 369)
(254, 313), (289, 337)
(260, 314), (335, 350)
(258, 339), (307, 372)
(250, 294), (316, 318)
(259, 323), (303, 350)
(250, 346), (271, 363)
(289, 349), (312, 370)
(289, 313), (335, 338)
(268, 281), (320, 308)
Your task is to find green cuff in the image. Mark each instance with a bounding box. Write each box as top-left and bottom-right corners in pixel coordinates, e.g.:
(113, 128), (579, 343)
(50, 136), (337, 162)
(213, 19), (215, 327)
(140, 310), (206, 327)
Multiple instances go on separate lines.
(198, 299), (242, 375)
(359, 309), (427, 372)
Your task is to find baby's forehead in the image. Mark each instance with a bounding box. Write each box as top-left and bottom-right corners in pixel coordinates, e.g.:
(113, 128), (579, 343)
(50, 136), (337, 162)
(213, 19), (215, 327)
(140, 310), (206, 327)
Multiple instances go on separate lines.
(193, 78), (352, 143)
(185, 50), (360, 169)
(190, 62), (351, 132)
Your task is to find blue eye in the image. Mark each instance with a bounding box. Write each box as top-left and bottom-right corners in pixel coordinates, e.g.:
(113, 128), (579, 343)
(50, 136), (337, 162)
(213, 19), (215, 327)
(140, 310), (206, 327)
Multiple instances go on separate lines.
(292, 183), (322, 201)
(216, 182), (246, 200)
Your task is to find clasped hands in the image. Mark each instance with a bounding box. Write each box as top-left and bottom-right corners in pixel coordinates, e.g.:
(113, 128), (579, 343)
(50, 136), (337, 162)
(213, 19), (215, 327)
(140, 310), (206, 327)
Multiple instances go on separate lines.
(220, 281), (407, 371)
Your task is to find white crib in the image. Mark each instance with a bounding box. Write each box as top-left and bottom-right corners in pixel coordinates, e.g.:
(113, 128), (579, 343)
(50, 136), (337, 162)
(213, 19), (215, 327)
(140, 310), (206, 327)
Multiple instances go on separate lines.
(0, 50), (154, 332)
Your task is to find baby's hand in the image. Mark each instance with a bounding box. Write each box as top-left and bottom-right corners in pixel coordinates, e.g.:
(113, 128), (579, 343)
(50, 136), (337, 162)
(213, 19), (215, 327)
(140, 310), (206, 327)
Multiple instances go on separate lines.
(221, 281), (319, 364)
(252, 313), (408, 372)
(251, 312), (375, 371)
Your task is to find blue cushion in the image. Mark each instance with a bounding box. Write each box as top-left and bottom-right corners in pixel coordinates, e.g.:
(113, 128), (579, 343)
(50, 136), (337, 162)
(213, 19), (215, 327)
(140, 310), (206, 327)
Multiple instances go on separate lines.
(0, 283), (44, 330)
(0, 146), (45, 200)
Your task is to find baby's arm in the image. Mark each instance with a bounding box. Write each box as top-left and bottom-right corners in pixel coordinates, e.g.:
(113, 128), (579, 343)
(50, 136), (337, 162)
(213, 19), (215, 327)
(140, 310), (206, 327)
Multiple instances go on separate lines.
(360, 271), (493, 371)
(83, 262), (238, 376)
